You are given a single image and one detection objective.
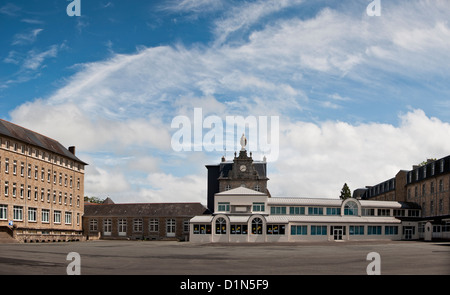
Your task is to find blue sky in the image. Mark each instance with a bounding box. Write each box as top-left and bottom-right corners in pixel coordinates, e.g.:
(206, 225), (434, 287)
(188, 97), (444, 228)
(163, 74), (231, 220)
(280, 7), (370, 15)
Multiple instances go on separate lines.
(1, 0), (450, 203)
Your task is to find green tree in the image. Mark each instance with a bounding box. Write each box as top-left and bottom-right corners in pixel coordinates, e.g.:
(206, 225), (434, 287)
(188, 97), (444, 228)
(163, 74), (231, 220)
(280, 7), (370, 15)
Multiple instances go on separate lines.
(339, 183), (352, 200)
(84, 196), (105, 204)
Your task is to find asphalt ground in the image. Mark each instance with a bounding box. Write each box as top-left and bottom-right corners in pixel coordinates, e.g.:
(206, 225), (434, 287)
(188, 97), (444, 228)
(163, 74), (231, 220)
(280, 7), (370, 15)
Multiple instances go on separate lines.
(0, 239), (449, 276)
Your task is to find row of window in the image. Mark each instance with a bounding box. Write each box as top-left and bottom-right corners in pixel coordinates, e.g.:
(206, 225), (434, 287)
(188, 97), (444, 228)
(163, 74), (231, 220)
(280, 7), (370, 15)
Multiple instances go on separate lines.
(408, 179), (449, 200)
(367, 178), (396, 198)
(88, 218), (190, 233)
(0, 157), (81, 189)
(408, 159), (447, 184)
(217, 202), (419, 217)
(0, 204), (78, 225)
(0, 137), (82, 171)
(193, 222), (401, 236)
(0, 182), (81, 207)
(420, 199), (448, 217)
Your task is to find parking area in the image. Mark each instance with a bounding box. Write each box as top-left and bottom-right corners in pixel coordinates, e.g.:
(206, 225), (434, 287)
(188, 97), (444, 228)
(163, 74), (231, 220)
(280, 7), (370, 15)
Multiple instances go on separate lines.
(0, 240), (449, 275)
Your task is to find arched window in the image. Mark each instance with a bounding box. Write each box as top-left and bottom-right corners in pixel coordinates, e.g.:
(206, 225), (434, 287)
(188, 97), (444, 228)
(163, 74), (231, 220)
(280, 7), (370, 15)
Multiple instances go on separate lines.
(215, 217), (227, 234)
(251, 217), (263, 234)
(344, 201), (358, 216)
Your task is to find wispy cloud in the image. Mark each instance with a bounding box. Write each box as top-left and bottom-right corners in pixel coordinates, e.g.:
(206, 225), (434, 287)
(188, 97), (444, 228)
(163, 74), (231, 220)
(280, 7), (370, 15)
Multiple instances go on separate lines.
(12, 28), (43, 45)
(22, 45), (58, 70)
(0, 3), (21, 16)
(213, 0), (303, 45)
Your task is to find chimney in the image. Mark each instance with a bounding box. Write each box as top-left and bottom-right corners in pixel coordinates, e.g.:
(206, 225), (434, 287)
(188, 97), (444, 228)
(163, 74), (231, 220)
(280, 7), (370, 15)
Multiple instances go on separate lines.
(68, 146), (76, 155)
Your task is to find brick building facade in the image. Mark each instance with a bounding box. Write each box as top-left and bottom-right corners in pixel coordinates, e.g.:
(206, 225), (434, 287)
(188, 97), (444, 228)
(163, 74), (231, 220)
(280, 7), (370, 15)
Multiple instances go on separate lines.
(0, 119), (87, 242)
(83, 199), (207, 241)
(356, 156), (450, 239)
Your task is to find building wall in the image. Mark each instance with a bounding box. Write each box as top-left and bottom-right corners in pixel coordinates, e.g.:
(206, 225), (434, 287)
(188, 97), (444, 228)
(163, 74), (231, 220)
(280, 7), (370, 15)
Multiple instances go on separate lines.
(406, 173), (450, 218)
(0, 137), (85, 242)
(83, 216), (191, 241)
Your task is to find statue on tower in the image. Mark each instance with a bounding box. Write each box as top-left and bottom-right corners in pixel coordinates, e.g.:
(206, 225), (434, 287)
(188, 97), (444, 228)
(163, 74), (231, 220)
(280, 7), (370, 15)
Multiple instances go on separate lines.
(240, 133), (247, 151)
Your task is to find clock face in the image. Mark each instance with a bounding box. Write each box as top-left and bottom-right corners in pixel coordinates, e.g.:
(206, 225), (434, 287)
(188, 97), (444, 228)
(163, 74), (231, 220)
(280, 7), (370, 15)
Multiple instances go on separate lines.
(240, 165), (247, 172)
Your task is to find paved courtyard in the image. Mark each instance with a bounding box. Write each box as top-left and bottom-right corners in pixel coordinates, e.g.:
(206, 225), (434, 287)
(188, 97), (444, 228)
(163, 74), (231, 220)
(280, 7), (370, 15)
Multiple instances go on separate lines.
(0, 240), (448, 275)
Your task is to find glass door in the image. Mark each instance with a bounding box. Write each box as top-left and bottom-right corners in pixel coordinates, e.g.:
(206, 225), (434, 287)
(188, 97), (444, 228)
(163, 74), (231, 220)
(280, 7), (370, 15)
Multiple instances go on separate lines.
(333, 226), (343, 240)
(166, 219), (176, 237)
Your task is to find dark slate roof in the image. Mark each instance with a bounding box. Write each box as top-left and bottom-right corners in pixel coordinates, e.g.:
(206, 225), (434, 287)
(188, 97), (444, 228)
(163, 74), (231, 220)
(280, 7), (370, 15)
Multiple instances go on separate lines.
(217, 161), (267, 178)
(84, 202), (208, 217)
(0, 119), (87, 165)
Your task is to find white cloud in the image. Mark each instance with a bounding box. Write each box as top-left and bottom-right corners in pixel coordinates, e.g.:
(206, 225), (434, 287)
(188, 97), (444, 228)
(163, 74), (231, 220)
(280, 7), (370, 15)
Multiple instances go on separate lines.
(269, 109), (450, 199)
(12, 28), (43, 45)
(22, 45), (58, 70)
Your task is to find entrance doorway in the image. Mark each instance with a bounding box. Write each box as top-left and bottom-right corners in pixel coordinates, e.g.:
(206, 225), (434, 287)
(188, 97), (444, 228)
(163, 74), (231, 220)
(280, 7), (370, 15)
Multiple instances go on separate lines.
(166, 219), (176, 237)
(404, 228), (413, 240)
(333, 226), (343, 240)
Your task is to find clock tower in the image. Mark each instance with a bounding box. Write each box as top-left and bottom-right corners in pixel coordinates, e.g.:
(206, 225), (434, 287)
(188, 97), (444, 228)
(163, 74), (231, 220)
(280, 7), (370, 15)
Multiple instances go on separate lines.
(206, 134), (269, 212)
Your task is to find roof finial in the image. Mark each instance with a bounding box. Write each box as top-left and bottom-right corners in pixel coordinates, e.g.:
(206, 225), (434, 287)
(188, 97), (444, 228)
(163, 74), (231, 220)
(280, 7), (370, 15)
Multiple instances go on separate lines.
(240, 133), (247, 151)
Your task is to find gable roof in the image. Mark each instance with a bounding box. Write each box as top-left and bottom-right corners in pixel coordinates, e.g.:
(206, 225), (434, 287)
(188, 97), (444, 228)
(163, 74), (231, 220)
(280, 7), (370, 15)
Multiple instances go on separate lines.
(216, 186), (267, 196)
(0, 119), (87, 165)
(84, 202), (208, 217)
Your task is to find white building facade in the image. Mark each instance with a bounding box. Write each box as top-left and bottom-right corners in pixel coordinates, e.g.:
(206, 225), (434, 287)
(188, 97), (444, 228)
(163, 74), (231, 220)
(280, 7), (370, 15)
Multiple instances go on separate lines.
(190, 187), (421, 243)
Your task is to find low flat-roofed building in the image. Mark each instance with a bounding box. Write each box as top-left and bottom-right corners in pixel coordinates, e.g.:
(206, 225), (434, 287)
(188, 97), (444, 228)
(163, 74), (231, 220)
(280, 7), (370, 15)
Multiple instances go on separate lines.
(190, 186), (421, 243)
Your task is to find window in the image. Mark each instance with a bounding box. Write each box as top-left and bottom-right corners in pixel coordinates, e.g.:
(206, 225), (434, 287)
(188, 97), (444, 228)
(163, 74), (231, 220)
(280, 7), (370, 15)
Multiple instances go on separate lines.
(225, 184), (231, 191)
(215, 217), (227, 234)
(28, 208), (37, 222)
(270, 206), (286, 215)
(13, 206), (23, 221)
(133, 218), (143, 232)
(42, 209), (50, 223)
(289, 207), (305, 215)
(326, 208), (341, 215)
(149, 219), (159, 232)
(385, 226), (398, 235)
(0, 205), (7, 220)
(193, 224), (211, 234)
(344, 201), (358, 216)
(103, 219), (112, 235)
(377, 209), (390, 216)
(308, 207), (323, 215)
(408, 210), (420, 217)
(254, 184), (261, 191)
(252, 202), (265, 212)
(89, 219), (98, 231)
(4, 158), (9, 173)
(393, 209), (405, 217)
(4, 181), (8, 196)
(291, 225), (307, 235)
(54, 211), (61, 224)
(183, 219), (190, 233)
(440, 159), (445, 173)
(217, 202), (230, 212)
(251, 218), (263, 234)
(368, 226), (382, 235)
(349, 226), (364, 235)
(118, 219), (127, 236)
(267, 224), (285, 235)
(230, 224), (247, 235)
(311, 225), (327, 235)
(361, 209), (375, 216)
(64, 212), (72, 224)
